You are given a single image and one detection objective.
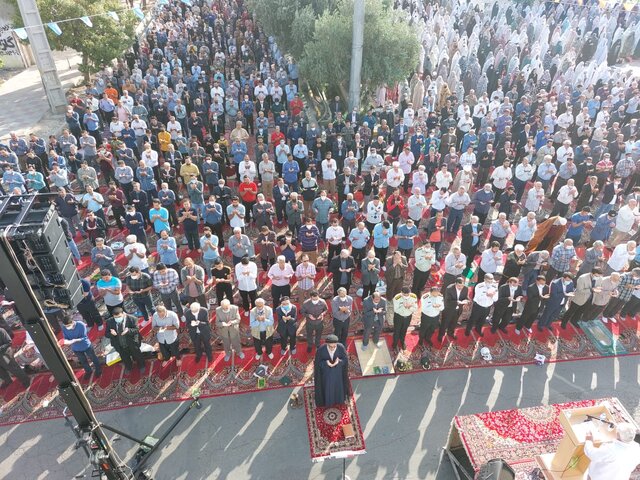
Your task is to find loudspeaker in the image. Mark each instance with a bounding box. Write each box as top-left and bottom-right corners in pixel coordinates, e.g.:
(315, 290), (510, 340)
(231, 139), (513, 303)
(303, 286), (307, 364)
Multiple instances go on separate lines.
(2, 203), (83, 308)
(476, 459), (515, 480)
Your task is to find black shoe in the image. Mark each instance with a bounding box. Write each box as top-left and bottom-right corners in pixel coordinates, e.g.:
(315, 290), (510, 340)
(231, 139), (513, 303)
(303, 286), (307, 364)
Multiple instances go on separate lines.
(449, 334), (458, 340)
(477, 332), (484, 337)
(95, 370), (102, 378)
(195, 356), (202, 363)
(464, 330), (470, 337)
(425, 339), (433, 347)
(499, 327), (508, 334)
(560, 323), (567, 329)
(124, 368), (132, 375)
(437, 336), (444, 343)
(82, 371), (92, 381)
(490, 328), (497, 334)
(306, 347), (312, 354)
(139, 365), (146, 373)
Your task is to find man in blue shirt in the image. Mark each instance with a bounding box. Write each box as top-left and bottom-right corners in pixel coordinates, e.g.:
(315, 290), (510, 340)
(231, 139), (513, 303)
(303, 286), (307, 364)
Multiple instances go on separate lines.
(348, 221), (370, 266)
(312, 190), (333, 238)
(396, 219), (418, 259)
(373, 220), (393, 263)
(566, 207), (594, 246)
(149, 199), (170, 234)
(77, 278), (104, 330)
(231, 139), (248, 165)
(340, 193), (359, 235)
(282, 156), (300, 192)
(62, 316), (102, 381)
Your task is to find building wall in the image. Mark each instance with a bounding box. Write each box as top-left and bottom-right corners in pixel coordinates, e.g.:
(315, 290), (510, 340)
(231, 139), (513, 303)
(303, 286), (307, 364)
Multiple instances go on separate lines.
(0, 0), (30, 69)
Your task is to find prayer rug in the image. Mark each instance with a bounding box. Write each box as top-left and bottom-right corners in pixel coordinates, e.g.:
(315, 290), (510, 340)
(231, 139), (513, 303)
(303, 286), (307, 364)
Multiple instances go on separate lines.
(579, 319), (627, 356)
(449, 397), (638, 475)
(302, 386), (366, 461)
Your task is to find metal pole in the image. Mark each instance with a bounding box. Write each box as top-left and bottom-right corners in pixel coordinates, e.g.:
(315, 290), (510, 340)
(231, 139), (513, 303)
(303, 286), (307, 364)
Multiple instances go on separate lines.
(15, 0), (67, 113)
(0, 235), (131, 479)
(348, 0), (365, 112)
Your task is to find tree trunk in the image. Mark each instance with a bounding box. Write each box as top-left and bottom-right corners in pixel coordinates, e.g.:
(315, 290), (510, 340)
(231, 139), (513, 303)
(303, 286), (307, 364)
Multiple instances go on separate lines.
(82, 52), (90, 83)
(338, 82), (349, 105)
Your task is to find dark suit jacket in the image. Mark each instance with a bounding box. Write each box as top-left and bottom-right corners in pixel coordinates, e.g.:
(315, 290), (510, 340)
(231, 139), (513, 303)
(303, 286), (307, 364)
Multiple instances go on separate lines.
(272, 184), (290, 206)
(329, 256), (356, 284)
(362, 173), (380, 195)
(444, 284), (469, 309)
(494, 284), (523, 310)
(105, 314), (141, 351)
(460, 223), (482, 253)
(523, 283), (550, 314)
(336, 174), (357, 195)
(185, 308), (212, 340)
(425, 216), (447, 238)
(546, 278), (574, 311)
(601, 182), (620, 205)
(275, 305), (298, 336)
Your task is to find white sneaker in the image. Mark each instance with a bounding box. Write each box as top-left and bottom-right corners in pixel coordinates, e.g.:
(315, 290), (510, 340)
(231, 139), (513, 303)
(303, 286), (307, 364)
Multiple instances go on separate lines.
(268, 353), (274, 360)
(610, 317), (617, 324)
(255, 354), (261, 360)
(602, 317), (609, 324)
(244, 312), (249, 317)
(526, 328), (533, 334)
(238, 352), (245, 359)
(181, 315), (187, 323)
(515, 329), (521, 335)
(97, 325), (104, 331)
(361, 344), (368, 351)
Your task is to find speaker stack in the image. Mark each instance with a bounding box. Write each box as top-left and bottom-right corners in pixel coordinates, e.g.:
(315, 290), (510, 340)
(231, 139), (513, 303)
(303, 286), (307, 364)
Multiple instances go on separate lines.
(476, 459), (516, 480)
(0, 196), (83, 309)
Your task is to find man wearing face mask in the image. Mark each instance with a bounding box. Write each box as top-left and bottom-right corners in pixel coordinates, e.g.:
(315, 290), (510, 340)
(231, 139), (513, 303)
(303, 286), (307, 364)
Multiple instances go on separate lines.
(185, 302), (213, 363)
(472, 184), (495, 226)
(105, 307), (145, 374)
(276, 296), (298, 356)
(124, 266), (155, 326)
(466, 273), (498, 337)
(301, 290), (329, 353)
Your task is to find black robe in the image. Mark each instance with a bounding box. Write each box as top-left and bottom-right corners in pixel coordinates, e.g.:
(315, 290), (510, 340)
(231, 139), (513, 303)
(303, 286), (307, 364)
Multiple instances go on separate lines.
(314, 343), (350, 407)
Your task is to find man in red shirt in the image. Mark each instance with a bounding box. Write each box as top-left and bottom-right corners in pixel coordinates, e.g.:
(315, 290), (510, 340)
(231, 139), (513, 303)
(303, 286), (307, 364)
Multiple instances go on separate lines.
(238, 175), (258, 223)
(289, 94), (304, 117)
(386, 188), (405, 230)
(270, 126), (286, 151)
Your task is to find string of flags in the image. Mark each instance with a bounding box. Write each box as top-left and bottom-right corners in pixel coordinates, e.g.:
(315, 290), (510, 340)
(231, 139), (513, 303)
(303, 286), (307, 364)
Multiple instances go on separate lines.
(13, 5), (147, 39)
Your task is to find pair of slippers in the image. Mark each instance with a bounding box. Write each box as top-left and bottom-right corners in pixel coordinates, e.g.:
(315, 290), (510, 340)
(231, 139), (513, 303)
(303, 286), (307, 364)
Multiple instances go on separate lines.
(289, 393), (303, 409)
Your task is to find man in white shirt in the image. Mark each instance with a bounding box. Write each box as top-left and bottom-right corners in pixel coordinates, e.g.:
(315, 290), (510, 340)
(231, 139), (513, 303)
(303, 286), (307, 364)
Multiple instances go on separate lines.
(407, 187), (428, 224)
(435, 165), (453, 190)
(325, 218), (346, 262)
(490, 160), (513, 197)
(466, 273), (497, 336)
(397, 146), (414, 193)
(584, 422), (640, 480)
(459, 146), (476, 168)
(386, 162), (405, 190)
(123, 234), (149, 272)
(238, 157), (257, 181)
(478, 241), (503, 281)
(141, 143), (159, 170)
(429, 187), (449, 214)
(411, 165), (429, 194)
(235, 256), (258, 316)
(556, 140), (574, 164)
(321, 155), (337, 194)
(166, 116), (182, 140)
(609, 199), (640, 245)
(524, 181), (545, 214)
(553, 179), (579, 217)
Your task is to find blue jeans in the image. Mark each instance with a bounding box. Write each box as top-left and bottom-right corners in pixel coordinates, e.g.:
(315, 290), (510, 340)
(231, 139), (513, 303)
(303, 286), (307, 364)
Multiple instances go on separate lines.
(76, 346), (102, 374)
(448, 208), (464, 233)
(68, 239), (81, 261)
(595, 202), (614, 219)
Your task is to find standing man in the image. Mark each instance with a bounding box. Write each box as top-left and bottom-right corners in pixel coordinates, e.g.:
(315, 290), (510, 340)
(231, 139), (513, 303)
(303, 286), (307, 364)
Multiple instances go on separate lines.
(361, 291), (387, 350)
(465, 273), (497, 337)
(490, 277), (523, 334)
(329, 249), (356, 295)
(61, 316), (103, 380)
(268, 256), (295, 307)
(301, 290), (328, 353)
(215, 300), (244, 362)
(185, 302), (213, 363)
(0, 327), (31, 388)
(419, 287), (444, 346)
(275, 297), (298, 356)
(331, 287), (354, 346)
(392, 287), (418, 351)
(105, 308), (145, 374)
(181, 257), (206, 306)
(515, 276), (550, 335)
(152, 263), (184, 318)
(151, 305), (181, 367)
(439, 278), (469, 341)
(250, 298), (275, 360)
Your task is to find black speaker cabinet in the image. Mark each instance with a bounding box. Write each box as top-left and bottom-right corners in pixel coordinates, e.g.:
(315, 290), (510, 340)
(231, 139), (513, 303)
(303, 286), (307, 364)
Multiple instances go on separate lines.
(476, 459), (515, 480)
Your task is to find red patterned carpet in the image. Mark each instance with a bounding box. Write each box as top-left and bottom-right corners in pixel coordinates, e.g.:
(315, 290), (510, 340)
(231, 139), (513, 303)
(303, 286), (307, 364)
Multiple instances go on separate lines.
(451, 397), (640, 478)
(1, 312), (640, 427)
(303, 386), (365, 461)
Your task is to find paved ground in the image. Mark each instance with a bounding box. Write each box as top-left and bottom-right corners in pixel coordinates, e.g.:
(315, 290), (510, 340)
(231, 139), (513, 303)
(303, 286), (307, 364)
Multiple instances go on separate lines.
(0, 50), (82, 142)
(0, 355), (638, 480)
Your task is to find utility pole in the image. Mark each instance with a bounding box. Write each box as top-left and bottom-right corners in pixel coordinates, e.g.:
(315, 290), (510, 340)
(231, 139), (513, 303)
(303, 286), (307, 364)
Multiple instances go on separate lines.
(348, 0), (365, 112)
(15, 0), (67, 113)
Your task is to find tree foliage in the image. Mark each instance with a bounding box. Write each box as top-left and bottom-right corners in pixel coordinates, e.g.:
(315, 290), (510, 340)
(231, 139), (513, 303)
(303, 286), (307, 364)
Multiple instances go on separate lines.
(299, 0), (420, 98)
(11, 0), (137, 80)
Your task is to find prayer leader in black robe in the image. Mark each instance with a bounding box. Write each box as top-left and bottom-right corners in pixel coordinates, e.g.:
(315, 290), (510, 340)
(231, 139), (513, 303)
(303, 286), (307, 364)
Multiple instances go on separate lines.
(314, 334), (350, 407)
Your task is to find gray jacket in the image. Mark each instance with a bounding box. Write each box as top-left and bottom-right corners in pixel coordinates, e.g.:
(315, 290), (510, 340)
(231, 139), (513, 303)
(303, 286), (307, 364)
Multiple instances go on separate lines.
(361, 257), (381, 286)
(362, 296), (387, 326)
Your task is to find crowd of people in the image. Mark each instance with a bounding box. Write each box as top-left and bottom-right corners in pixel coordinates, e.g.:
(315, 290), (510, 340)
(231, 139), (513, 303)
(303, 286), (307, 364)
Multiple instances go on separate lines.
(3, 0), (640, 389)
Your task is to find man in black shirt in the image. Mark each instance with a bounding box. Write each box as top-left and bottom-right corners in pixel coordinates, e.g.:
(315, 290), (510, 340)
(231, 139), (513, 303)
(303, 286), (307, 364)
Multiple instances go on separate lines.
(178, 199), (199, 251)
(0, 327), (31, 389)
(211, 258), (233, 303)
(124, 267), (155, 325)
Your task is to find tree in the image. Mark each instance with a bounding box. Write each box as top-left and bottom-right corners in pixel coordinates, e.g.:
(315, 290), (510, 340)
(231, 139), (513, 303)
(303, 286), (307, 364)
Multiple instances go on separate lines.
(299, 0), (420, 102)
(11, 0), (137, 81)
